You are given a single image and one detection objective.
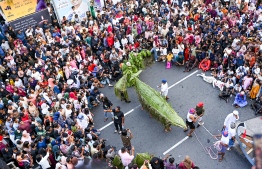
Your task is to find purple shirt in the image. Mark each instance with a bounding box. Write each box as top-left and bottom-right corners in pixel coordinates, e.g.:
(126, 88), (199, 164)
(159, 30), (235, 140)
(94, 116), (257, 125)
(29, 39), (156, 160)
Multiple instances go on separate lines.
(164, 159), (177, 169)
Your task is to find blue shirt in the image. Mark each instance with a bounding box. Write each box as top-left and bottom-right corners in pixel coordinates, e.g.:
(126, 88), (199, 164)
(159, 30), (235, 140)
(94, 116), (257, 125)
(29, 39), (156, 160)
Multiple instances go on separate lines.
(37, 139), (47, 149)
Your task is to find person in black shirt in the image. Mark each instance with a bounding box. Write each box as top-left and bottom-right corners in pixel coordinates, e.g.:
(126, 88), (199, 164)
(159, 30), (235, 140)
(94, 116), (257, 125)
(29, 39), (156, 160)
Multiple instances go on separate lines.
(109, 106), (124, 134)
(102, 96), (113, 122)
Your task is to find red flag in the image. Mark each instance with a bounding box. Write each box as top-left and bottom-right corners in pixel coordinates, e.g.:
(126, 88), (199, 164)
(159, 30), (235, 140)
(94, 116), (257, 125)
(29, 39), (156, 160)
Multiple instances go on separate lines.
(242, 130), (246, 138)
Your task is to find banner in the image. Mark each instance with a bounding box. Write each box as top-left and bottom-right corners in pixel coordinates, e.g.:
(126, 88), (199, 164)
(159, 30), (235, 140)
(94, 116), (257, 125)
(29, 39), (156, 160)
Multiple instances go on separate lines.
(0, 0), (47, 22)
(10, 9), (51, 32)
(52, 0), (90, 22)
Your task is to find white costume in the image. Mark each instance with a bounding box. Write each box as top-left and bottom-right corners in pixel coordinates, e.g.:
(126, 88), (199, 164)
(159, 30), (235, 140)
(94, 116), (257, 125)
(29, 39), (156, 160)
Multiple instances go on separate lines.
(197, 73), (216, 84)
(160, 81), (168, 97)
(77, 113), (89, 129)
(224, 111), (239, 131)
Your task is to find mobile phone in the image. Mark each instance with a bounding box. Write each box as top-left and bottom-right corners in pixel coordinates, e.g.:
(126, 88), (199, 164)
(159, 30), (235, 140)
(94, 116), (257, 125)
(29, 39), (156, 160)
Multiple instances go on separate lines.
(253, 134), (262, 169)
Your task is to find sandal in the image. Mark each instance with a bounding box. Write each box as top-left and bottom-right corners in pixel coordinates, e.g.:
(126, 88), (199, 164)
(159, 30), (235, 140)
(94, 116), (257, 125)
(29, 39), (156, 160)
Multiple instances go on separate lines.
(188, 134), (192, 137)
(104, 118), (108, 122)
(219, 158), (223, 162)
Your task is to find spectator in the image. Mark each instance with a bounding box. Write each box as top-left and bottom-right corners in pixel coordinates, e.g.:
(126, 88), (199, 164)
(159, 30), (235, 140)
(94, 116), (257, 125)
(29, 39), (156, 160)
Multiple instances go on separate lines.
(118, 146), (135, 167)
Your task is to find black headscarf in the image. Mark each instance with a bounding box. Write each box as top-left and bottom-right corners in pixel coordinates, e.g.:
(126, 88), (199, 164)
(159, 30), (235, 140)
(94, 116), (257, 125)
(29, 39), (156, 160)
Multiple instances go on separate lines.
(150, 157), (164, 169)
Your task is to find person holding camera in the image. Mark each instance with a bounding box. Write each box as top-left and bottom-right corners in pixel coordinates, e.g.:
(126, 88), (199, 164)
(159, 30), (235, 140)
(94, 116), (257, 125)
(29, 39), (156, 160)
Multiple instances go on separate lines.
(118, 146), (135, 167)
(101, 67), (113, 87)
(121, 129), (133, 153)
(163, 154), (177, 169)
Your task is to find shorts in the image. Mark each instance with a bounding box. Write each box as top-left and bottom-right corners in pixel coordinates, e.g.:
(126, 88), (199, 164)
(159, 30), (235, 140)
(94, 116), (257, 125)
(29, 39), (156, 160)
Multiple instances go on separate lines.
(126, 145), (132, 151)
(186, 119), (195, 129)
(220, 145), (227, 153)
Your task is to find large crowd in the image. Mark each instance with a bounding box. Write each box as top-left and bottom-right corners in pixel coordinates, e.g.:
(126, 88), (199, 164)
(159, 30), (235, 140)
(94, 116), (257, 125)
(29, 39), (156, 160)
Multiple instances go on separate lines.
(0, 0), (261, 168)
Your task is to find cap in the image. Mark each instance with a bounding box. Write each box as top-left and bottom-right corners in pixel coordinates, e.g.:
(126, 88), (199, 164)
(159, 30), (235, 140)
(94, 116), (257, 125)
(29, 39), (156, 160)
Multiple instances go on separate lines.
(189, 108), (196, 114)
(197, 102), (204, 107)
(162, 80), (167, 83)
(222, 131), (228, 137)
(233, 110), (239, 116)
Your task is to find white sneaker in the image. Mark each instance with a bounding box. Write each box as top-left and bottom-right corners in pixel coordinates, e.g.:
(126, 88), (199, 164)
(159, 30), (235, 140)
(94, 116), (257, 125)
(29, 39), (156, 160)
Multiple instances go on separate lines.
(119, 131), (122, 134)
(114, 130), (117, 133)
(108, 84), (113, 87)
(227, 147), (231, 151)
(198, 121), (204, 125)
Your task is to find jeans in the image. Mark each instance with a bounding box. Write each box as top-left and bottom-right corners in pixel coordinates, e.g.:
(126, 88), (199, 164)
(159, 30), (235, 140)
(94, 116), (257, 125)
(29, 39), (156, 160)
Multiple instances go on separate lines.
(114, 121), (122, 131)
(228, 138), (235, 148)
(104, 111), (113, 118)
(151, 47), (158, 61)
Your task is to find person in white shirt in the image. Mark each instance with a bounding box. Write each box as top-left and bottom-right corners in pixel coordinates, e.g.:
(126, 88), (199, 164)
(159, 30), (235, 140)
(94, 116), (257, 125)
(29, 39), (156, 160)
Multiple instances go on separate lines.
(1, 39), (10, 51)
(14, 77), (24, 88)
(121, 36), (128, 47)
(172, 44), (180, 58)
(31, 68), (42, 82)
(65, 105), (72, 118)
(158, 80), (169, 100)
(76, 113), (89, 129)
(223, 110), (239, 131)
(114, 38), (121, 49)
(25, 26), (34, 37)
(177, 43), (184, 53)
(127, 34), (134, 44)
(159, 47), (167, 62)
(112, 16), (119, 25)
(35, 26), (45, 37)
(214, 131), (229, 162)
(36, 147), (51, 169)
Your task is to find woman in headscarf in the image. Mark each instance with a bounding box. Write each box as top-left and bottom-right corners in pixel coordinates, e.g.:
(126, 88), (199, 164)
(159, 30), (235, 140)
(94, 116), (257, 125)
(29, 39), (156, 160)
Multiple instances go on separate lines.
(21, 130), (32, 143)
(28, 101), (39, 117)
(5, 81), (14, 94)
(249, 79), (261, 99)
(233, 91), (248, 108)
(150, 157), (164, 169)
(64, 92), (69, 100)
(53, 85), (61, 95)
(178, 156), (195, 169)
(69, 92), (77, 100)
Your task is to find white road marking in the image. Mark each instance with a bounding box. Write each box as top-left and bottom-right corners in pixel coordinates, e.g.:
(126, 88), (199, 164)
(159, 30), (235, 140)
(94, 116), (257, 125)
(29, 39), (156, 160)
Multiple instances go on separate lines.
(99, 70), (199, 131)
(163, 136), (189, 155)
(168, 70), (199, 89)
(99, 106), (140, 131)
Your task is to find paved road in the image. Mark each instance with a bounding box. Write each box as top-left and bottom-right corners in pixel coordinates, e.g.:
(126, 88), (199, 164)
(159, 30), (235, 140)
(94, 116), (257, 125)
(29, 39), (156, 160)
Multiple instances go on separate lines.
(91, 62), (255, 169)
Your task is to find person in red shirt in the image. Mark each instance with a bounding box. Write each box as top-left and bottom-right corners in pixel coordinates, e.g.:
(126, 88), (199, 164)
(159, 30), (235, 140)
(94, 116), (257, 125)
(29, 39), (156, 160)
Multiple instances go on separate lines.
(107, 33), (114, 48)
(199, 57), (211, 72)
(18, 120), (32, 133)
(21, 112), (29, 121)
(88, 61), (96, 73)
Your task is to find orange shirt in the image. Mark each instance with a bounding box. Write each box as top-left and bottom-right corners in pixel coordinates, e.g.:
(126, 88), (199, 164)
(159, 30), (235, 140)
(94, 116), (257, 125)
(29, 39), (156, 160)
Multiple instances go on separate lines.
(249, 56), (256, 67)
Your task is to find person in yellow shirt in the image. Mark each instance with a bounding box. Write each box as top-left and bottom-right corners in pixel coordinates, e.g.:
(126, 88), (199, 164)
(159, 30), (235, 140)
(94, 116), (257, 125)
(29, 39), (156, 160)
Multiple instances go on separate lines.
(166, 51), (173, 63)
(166, 51), (174, 68)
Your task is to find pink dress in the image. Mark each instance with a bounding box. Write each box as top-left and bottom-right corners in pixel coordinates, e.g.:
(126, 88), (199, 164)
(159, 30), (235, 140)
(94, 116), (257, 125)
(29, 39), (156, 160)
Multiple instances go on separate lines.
(48, 78), (55, 88)
(64, 66), (71, 79)
(70, 60), (78, 69)
(243, 77), (253, 90)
